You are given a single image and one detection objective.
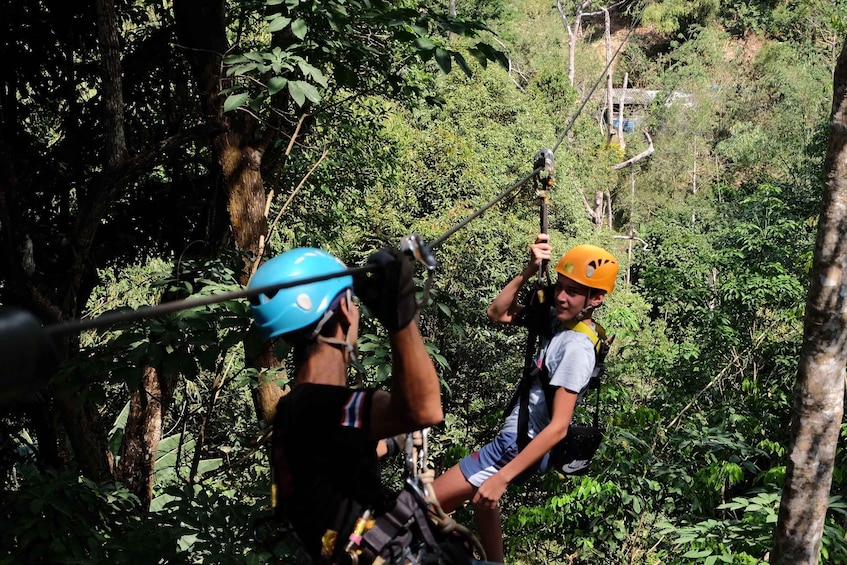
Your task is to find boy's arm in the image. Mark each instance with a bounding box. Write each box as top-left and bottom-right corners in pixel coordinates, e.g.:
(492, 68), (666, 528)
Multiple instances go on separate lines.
(472, 387), (577, 507)
(487, 234), (552, 324)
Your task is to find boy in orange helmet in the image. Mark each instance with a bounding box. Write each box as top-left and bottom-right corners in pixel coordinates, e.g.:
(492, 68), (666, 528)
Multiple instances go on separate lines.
(432, 234), (619, 563)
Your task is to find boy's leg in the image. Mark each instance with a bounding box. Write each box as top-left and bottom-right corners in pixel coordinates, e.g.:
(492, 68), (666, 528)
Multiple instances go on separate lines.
(432, 464), (476, 513)
(473, 504), (504, 563)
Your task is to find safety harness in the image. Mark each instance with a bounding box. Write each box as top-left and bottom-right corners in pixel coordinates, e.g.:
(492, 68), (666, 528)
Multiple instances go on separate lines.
(260, 426), (483, 565)
(506, 301), (614, 475)
(331, 430), (483, 565)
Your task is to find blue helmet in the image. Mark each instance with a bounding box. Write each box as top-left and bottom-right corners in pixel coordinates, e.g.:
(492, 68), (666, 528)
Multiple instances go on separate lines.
(248, 248), (353, 341)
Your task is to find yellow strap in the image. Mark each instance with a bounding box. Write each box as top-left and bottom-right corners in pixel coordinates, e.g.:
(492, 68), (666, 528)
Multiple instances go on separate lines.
(562, 320), (605, 352)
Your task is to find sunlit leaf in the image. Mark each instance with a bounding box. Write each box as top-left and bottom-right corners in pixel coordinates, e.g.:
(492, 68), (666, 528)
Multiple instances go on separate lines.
(223, 92), (249, 112)
(268, 15), (291, 33)
(268, 76), (287, 95)
(291, 18), (308, 39)
(288, 80), (321, 106)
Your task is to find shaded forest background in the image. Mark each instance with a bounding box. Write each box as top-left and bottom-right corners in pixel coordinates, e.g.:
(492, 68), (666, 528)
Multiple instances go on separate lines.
(2, 0), (847, 563)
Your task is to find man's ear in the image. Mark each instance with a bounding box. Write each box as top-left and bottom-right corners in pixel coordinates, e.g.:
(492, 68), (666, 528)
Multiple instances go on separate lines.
(337, 292), (356, 328)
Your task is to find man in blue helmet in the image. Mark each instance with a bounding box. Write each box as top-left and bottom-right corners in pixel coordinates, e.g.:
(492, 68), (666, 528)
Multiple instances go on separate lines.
(249, 247), (471, 565)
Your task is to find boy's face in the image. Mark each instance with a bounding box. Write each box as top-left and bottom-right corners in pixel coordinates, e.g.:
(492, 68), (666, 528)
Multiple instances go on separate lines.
(553, 275), (604, 321)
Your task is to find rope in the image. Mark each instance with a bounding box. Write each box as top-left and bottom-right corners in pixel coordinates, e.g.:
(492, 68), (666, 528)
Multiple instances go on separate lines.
(43, 264), (376, 336)
(404, 429), (488, 561)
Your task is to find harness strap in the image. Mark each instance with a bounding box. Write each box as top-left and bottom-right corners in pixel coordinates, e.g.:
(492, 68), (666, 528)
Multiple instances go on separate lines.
(361, 488), (441, 555)
(512, 318), (613, 450)
(562, 319), (604, 350)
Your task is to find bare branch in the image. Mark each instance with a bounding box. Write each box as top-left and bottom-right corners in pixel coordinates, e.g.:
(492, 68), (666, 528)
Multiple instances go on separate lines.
(612, 130), (654, 169)
(491, 37), (528, 92)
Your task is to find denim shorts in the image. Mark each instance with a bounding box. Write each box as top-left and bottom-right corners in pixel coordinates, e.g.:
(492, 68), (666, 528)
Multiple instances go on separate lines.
(458, 432), (550, 487)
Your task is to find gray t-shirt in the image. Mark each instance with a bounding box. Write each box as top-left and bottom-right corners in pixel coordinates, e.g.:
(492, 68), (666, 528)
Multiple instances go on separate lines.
(502, 326), (596, 438)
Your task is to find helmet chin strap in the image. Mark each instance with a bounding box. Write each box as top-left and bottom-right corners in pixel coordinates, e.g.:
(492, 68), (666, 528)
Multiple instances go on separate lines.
(311, 289), (359, 365)
(575, 291), (595, 321)
(316, 315), (360, 367)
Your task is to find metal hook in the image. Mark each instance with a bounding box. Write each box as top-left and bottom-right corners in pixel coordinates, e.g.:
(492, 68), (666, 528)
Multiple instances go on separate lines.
(533, 148), (555, 191)
(400, 234), (437, 308)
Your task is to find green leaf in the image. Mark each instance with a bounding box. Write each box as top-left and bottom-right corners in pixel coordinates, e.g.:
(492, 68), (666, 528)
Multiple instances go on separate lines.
(223, 92), (249, 112)
(683, 549), (713, 558)
(268, 76), (288, 95)
(414, 37), (436, 51)
(248, 95), (264, 112)
(157, 433), (189, 455)
(268, 15), (291, 33)
(178, 533), (199, 552)
(434, 48), (451, 74)
(108, 400), (131, 455)
(298, 61), (328, 87)
(197, 458), (223, 474)
(223, 54), (249, 65)
(288, 80), (321, 106)
(291, 18), (308, 39)
(453, 51), (472, 77)
(288, 81), (306, 106)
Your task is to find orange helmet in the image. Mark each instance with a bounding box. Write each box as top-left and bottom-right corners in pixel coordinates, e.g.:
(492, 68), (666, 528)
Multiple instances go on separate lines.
(555, 244), (619, 294)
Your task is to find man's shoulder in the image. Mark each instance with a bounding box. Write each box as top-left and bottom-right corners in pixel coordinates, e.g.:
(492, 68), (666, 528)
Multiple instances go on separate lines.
(276, 385), (377, 432)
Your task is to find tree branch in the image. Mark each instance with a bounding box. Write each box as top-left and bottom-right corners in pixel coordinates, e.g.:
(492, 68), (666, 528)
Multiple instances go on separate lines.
(612, 130), (654, 169)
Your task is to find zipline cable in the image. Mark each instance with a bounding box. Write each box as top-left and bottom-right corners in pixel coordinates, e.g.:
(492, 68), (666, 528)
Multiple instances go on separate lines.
(551, 4), (644, 155)
(429, 169), (538, 250)
(43, 265), (378, 337)
(38, 1), (649, 338)
(437, 1), (648, 245)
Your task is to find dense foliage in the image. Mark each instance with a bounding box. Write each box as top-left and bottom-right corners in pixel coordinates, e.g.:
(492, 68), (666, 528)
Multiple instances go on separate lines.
(2, 0), (847, 563)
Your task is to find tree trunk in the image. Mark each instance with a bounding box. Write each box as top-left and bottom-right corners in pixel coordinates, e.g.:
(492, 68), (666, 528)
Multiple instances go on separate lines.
(52, 0), (129, 483)
(57, 394), (114, 482)
(117, 365), (176, 508)
(94, 0), (126, 168)
(618, 73), (628, 150)
(556, 1), (594, 87)
(604, 8), (614, 145)
(174, 0), (282, 424)
(771, 38), (847, 564)
(594, 190), (603, 226)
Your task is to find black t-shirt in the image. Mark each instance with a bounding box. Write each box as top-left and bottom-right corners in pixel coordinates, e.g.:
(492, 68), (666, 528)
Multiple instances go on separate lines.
(273, 383), (392, 559)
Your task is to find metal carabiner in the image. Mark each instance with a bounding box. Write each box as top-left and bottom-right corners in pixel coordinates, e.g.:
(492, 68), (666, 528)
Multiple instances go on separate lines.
(399, 234), (437, 307)
(533, 148), (555, 191)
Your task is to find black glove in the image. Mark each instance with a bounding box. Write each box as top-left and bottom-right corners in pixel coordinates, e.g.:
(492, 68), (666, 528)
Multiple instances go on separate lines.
(0, 307), (60, 404)
(353, 248), (418, 332)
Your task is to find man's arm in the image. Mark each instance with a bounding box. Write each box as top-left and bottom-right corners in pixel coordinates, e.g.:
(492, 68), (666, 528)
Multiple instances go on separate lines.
(369, 321), (443, 440)
(487, 234), (552, 324)
(354, 248), (443, 440)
